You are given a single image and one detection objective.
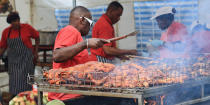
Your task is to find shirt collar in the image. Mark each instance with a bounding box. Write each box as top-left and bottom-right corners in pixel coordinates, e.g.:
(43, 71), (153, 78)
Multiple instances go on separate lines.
(9, 24), (22, 30)
(102, 14), (113, 25)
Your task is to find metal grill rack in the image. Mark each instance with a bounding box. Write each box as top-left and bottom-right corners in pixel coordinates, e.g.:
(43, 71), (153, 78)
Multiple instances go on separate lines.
(28, 55), (210, 105)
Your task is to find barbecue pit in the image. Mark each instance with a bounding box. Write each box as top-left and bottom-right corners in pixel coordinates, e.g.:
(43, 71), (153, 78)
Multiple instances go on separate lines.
(28, 55), (210, 105)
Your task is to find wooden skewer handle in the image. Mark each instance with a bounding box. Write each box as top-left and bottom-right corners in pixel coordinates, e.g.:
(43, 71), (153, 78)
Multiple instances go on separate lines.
(107, 31), (139, 42)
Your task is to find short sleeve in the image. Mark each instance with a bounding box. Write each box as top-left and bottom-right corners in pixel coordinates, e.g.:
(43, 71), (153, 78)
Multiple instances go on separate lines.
(54, 27), (78, 50)
(26, 24), (39, 39)
(0, 29), (8, 48)
(92, 25), (114, 47)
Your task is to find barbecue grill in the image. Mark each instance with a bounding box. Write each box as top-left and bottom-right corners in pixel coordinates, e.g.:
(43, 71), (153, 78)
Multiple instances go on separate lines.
(28, 55), (210, 105)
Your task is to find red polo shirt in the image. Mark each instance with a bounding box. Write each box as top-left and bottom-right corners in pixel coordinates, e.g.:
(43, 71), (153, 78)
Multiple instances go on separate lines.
(160, 22), (187, 42)
(90, 14), (116, 60)
(0, 24), (39, 50)
(49, 25), (89, 101)
(160, 21), (188, 58)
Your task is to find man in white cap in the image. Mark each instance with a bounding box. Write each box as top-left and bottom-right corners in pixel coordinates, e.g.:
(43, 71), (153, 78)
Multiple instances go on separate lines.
(150, 6), (189, 58)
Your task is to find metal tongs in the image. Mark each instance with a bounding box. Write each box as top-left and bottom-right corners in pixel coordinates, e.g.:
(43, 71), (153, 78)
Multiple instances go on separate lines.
(107, 31), (139, 43)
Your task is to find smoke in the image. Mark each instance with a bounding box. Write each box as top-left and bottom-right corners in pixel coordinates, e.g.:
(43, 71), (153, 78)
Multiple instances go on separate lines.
(118, 1), (210, 103)
(199, 0), (210, 26)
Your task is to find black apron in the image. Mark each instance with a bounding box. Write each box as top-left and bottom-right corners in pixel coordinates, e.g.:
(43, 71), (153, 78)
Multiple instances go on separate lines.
(96, 55), (113, 63)
(7, 27), (34, 95)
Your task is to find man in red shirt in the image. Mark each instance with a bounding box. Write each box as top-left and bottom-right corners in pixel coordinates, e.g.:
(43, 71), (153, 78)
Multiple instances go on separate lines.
(49, 6), (109, 104)
(90, 1), (137, 63)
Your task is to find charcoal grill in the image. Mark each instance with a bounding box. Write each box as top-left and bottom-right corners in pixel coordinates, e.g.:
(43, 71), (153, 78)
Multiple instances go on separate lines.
(28, 75), (210, 105)
(28, 56), (210, 105)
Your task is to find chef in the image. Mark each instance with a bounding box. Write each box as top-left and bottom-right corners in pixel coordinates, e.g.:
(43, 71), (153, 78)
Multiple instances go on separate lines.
(49, 6), (109, 105)
(90, 1), (137, 63)
(0, 12), (40, 96)
(149, 6), (189, 58)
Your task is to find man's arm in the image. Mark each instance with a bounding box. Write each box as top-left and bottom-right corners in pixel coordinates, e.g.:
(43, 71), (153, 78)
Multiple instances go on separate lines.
(53, 38), (108, 63)
(0, 48), (6, 57)
(53, 40), (86, 63)
(103, 46), (137, 56)
(33, 37), (40, 64)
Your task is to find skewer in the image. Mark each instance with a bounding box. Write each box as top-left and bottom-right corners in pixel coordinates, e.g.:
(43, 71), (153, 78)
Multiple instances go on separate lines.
(107, 31), (139, 43)
(126, 55), (153, 60)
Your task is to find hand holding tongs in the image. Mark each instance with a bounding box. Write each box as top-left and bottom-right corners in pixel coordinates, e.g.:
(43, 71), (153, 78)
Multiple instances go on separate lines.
(107, 31), (139, 43)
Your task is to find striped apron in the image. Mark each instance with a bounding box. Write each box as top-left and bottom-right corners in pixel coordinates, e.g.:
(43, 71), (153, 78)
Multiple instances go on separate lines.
(96, 55), (113, 63)
(7, 27), (34, 95)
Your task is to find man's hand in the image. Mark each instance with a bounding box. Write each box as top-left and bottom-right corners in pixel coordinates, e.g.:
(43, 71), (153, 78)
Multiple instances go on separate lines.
(117, 55), (130, 60)
(53, 38), (108, 63)
(88, 38), (109, 49)
(150, 40), (164, 48)
(128, 49), (138, 55)
(33, 52), (39, 65)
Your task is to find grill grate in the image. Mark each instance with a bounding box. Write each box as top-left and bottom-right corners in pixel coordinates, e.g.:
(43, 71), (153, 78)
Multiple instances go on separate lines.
(28, 55), (210, 93)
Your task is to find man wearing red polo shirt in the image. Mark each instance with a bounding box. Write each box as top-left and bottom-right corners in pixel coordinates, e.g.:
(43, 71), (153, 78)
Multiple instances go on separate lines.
(48, 6), (108, 104)
(90, 1), (137, 63)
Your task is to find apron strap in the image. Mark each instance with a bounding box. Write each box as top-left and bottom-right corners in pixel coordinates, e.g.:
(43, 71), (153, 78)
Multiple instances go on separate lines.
(8, 26), (21, 38)
(96, 55), (113, 63)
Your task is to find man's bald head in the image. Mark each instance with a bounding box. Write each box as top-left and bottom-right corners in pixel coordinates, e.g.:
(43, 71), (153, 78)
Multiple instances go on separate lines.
(69, 6), (92, 36)
(70, 6), (91, 22)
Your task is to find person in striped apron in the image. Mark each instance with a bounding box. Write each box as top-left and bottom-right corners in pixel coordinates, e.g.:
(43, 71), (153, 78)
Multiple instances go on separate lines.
(0, 12), (40, 96)
(90, 1), (137, 63)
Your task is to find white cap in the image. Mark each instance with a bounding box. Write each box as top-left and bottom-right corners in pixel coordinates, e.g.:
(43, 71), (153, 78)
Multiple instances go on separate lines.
(190, 20), (202, 31)
(151, 6), (175, 20)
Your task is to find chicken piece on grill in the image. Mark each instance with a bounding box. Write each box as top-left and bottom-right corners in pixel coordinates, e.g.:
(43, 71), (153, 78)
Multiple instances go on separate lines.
(129, 63), (144, 71)
(43, 71), (49, 78)
(94, 62), (115, 72)
(47, 69), (62, 79)
(86, 71), (108, 85)
(143, 82), (149, 87)
(91, 75), (108, 86)
(44, 62), (112, 85)
(48, 78), (65, 85)
(198, 69), (210, 76)
(193, 63), (205, 69)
